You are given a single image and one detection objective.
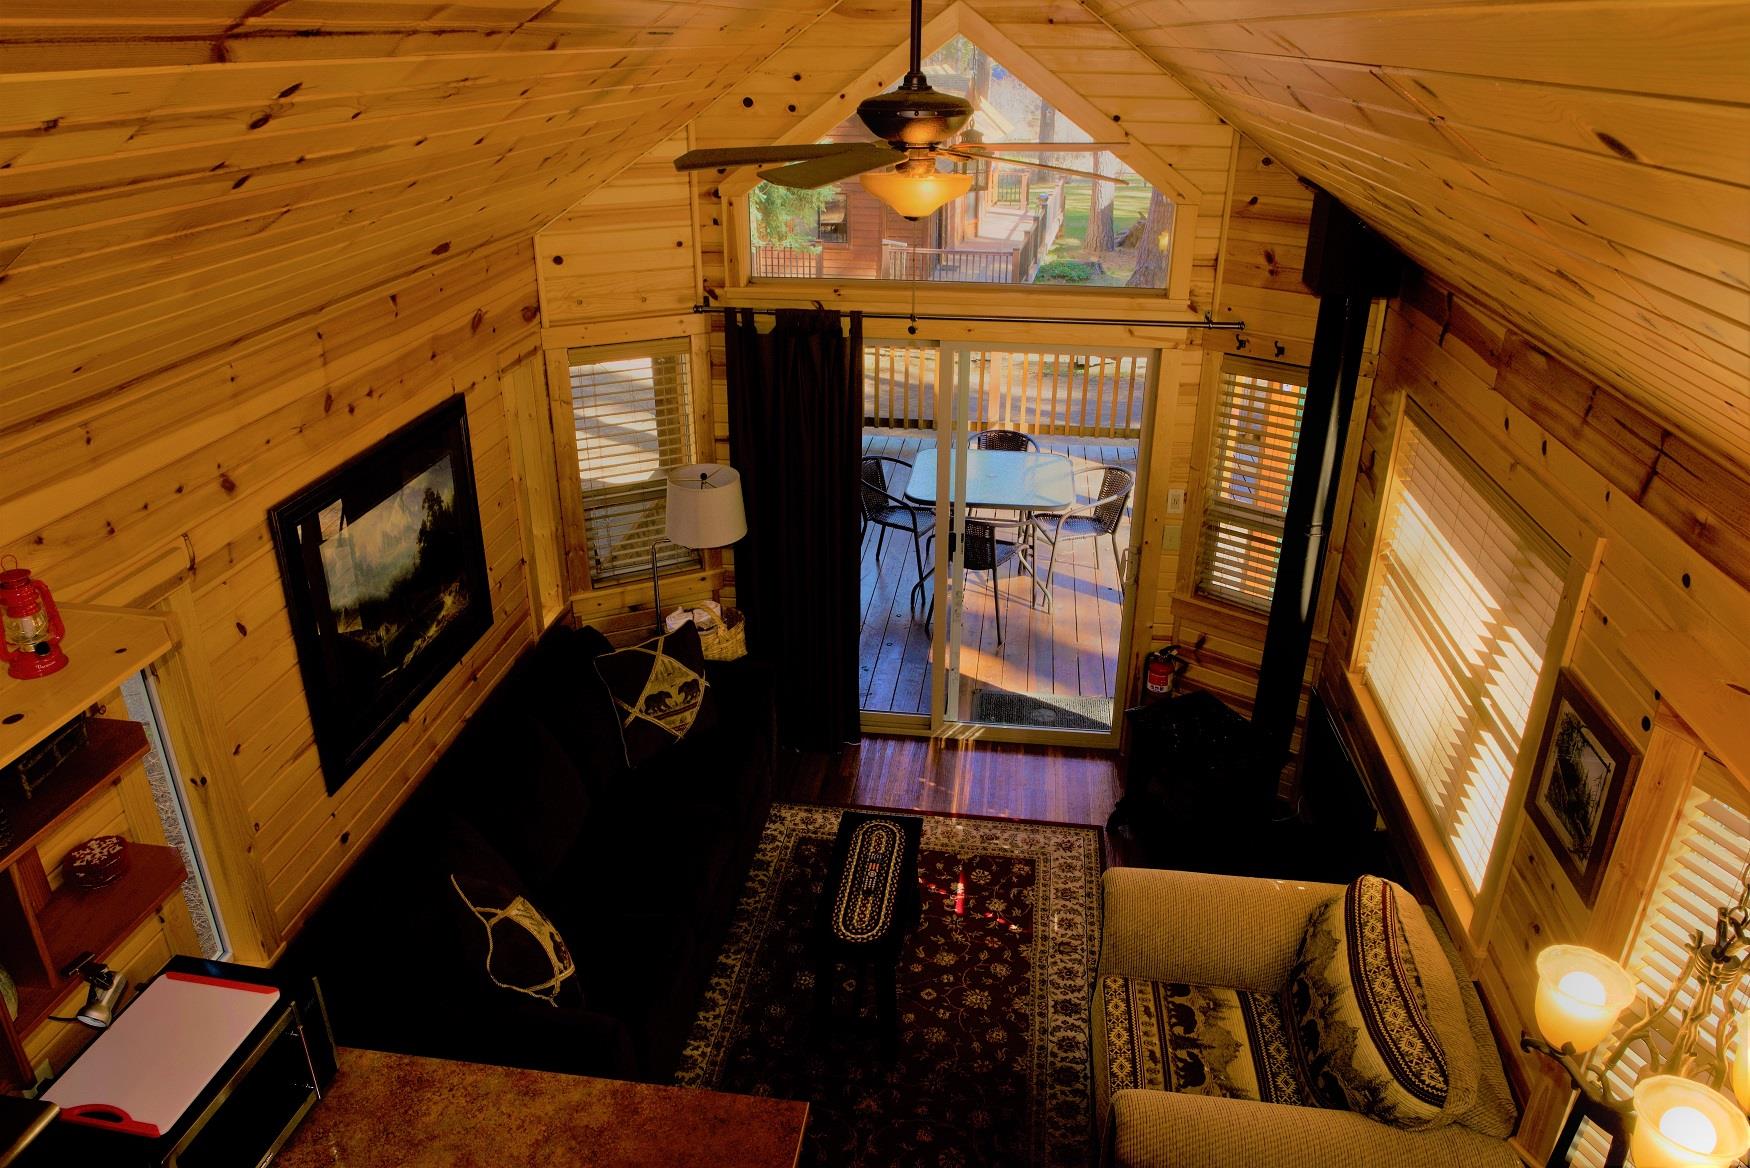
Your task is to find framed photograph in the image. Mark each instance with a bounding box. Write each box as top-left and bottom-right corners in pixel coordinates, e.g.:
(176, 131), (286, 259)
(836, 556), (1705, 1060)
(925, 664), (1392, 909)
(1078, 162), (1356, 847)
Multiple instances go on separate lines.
(269, 398), (492, 795)
(1525, 671), (1640, 906)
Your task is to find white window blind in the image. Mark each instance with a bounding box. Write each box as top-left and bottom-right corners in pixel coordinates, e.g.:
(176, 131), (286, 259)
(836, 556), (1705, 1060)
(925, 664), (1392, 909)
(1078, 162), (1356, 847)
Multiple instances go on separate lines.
(1197, 358), (1308, 612)
(1568, 756), (1750, 1166)
(1358, 408), (1567, 894)
(567, 340), (700, 587)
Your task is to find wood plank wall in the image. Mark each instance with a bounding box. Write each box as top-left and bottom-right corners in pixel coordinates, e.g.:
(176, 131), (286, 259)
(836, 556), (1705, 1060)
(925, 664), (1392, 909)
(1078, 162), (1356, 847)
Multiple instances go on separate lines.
(1153, 137), (1327, 732)
(0, 240), (546, 1002)
(1319, 272), (1750, 1160)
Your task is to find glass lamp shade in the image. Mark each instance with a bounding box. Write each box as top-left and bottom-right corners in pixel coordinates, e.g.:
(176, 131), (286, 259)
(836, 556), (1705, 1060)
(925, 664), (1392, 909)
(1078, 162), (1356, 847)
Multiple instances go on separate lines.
(859, 166), (973, 220)
(665, 464), (746, 549)
(1629, 1075), (1750, 1168)
(1533, 945), (1637, 1052)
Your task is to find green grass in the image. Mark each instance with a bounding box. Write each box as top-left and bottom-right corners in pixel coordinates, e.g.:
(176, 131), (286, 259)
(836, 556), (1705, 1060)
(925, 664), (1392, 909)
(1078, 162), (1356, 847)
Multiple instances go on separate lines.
(1036, 181), (1153, 286)
(1052, 182), (1152, 254)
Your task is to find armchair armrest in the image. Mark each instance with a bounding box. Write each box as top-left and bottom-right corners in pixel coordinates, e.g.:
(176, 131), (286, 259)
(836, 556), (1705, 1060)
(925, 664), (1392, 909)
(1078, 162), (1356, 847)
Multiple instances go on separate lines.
(1098, 868), (1338, 990)
(1107, 1090), (1520, 1168)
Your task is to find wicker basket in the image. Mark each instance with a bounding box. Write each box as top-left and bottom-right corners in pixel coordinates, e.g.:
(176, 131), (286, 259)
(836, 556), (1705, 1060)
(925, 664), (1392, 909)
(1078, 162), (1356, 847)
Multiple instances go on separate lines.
(665, 601), (747, 661)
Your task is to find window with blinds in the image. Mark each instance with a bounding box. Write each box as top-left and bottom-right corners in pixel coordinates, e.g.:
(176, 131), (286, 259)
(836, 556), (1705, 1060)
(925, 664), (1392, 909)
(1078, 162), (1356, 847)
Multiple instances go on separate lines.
(566, 340), (700, 587)
(1568, 755), (1750, 1167)
(1196, 358), (1309, 612)
(1357, 407), (1568, 894)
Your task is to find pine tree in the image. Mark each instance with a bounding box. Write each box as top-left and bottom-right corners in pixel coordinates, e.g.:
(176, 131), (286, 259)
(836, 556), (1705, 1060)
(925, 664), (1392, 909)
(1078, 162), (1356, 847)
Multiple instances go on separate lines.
(1084, 155), (1117, 253)
(1127, 190), (1175, 288)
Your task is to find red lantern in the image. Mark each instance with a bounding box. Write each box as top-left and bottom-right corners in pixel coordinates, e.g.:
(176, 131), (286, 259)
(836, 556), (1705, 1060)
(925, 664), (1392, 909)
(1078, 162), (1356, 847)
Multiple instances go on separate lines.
(0, 560), (69, 680)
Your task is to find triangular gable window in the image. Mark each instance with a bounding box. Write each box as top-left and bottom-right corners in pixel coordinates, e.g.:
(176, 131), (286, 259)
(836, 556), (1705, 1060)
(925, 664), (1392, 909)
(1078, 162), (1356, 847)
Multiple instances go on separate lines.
(747, 35), (1174, 289)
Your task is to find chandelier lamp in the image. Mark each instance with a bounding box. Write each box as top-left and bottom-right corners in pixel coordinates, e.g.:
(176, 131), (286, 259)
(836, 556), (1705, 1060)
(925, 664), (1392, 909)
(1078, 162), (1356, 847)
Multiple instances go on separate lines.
(1521, 870), (1750, 1168)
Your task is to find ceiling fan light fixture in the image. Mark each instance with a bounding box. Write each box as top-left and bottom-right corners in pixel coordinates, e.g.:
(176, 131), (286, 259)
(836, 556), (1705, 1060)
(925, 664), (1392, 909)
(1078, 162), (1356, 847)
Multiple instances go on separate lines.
(860, 163), (972, 221)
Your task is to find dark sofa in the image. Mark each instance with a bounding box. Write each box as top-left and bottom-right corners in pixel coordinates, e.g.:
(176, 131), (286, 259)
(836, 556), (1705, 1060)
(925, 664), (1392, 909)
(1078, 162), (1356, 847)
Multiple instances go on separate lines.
(280, 621), (775, 1081)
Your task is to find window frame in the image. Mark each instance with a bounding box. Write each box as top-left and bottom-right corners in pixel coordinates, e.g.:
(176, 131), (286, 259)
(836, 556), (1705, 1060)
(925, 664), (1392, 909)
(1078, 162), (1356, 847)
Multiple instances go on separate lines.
(1345, 397), (1597, 941)
(545, 330), (714, 603)
(815, 190), (849, 246)
(1190, 354), (1311, 615)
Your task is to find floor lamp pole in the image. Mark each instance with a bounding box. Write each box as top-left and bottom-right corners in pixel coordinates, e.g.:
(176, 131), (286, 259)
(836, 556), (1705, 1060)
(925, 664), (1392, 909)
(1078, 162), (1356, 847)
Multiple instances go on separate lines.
(649, 536), (673, 633)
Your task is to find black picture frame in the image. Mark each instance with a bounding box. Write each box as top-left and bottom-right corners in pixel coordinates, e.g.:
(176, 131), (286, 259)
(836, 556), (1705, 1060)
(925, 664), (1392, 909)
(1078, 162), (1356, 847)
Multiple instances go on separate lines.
(1524, 670), (1640, 907)
(269, 398), (492, 795)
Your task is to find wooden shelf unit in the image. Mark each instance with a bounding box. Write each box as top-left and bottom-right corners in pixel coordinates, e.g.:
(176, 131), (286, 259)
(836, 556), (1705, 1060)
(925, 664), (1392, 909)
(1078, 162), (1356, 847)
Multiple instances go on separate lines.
(0, 604), (182, 1086)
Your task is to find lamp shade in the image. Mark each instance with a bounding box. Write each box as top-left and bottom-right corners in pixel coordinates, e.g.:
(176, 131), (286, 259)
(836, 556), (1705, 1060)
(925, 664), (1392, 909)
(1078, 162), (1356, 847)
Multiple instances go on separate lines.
(1629, 1075), (1750, 1168)
(1533, 944), (1637, 1052)
(665, 464), (746, 549)
(860, 165), (972, 220)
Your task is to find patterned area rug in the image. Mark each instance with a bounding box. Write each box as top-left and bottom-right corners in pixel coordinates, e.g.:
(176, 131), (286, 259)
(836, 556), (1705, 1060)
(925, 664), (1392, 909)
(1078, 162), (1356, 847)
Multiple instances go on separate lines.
(677, 803), (1103, 1168)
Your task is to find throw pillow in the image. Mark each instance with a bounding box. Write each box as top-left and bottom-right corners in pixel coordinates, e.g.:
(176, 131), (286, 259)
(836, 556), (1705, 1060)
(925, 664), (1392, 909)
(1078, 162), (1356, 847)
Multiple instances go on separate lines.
(449, 870), (579, 1007)
(593, 620), (718, 767)
(1287, 874), (1477, 1130)
(434, 817), (584, 1011)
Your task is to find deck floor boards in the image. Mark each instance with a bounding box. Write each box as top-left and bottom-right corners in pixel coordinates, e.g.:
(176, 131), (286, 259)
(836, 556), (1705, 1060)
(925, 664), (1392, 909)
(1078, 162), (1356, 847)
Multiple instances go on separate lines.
(858, 429), (1138, 726)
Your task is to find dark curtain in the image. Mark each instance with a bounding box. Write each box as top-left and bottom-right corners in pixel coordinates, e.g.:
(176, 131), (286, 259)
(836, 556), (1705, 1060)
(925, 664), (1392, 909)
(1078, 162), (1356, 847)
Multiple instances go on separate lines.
(725, 307), (864, 750)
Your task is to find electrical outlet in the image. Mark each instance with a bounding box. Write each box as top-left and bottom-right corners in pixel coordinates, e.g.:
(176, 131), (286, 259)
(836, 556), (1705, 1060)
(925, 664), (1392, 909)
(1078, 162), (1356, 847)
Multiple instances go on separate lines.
(1167, 488), (1186, 515)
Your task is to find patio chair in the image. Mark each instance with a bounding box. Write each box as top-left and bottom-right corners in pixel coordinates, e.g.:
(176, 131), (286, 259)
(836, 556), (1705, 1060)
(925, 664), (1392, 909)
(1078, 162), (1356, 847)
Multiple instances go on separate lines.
(967, 428), (1039, 452)
(923, 518), (1021, 644)
(1029, 465), (1134, 612)
(860, 455), (934, 609)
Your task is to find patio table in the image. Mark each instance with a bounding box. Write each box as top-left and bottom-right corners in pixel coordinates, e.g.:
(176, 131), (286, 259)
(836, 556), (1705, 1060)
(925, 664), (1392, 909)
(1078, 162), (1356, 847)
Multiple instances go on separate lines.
(903, 445), (1076, 610)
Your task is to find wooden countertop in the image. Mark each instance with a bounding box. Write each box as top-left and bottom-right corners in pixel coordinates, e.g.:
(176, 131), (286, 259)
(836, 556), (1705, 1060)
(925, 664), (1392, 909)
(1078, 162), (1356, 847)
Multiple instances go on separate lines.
(273, 1048), (805, 1168)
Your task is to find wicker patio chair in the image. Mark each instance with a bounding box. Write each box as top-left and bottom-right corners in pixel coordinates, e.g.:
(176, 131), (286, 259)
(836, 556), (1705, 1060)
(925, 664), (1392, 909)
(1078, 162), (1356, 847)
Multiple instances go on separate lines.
(967, 428), (1039, 452)
(860, 455), (934, 610)
(923, 517), (1021, 644)
(1029, 465), (1133, 611)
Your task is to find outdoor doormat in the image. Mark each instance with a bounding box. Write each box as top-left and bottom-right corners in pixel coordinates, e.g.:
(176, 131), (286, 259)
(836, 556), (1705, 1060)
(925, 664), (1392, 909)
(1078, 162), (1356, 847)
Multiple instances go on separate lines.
(677, 802), (1102, 1168)
(970, 689), (1114, 732)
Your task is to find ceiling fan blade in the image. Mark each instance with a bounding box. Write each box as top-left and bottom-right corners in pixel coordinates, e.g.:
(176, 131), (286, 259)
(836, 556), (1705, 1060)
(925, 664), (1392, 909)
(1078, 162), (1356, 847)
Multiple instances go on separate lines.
(757, 144), (905, 189)
(963, 142), (1128, 152)
(944, 149), (1129, 184)
(673, 144), (852, 172)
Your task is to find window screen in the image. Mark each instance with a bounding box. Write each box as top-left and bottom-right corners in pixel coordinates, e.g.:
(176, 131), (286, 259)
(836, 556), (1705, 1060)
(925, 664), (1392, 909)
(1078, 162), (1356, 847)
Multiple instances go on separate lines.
(1358, 407), (1568, 893)
(1196, 357), (1308, 611)
(566, 340), (700, 587)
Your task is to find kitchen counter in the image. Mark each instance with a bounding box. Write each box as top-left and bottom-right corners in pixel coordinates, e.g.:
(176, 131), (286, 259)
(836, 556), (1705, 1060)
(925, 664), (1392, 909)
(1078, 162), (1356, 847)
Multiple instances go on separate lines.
(272, 1047), (805, 1168)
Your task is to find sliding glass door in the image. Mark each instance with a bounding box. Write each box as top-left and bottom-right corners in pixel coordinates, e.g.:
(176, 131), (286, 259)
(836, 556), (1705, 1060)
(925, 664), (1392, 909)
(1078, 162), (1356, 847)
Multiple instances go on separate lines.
(859, 338), (1157, 745)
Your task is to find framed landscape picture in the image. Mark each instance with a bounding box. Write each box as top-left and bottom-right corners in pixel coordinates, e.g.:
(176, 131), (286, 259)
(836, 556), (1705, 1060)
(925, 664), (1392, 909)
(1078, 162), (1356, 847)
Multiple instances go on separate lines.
(269, 398), (493, 794)
(1525, 671), (1640, 906)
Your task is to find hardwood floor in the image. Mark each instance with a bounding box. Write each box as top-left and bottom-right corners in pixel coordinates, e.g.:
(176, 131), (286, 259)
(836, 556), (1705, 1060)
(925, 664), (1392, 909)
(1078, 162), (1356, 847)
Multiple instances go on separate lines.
(858, 430), (1138, 724)
(774, 733), (1133, 865)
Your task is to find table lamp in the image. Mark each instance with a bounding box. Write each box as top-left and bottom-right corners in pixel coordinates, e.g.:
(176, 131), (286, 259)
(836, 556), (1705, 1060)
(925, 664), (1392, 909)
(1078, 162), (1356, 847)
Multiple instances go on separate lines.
(650, 464), (746, 631)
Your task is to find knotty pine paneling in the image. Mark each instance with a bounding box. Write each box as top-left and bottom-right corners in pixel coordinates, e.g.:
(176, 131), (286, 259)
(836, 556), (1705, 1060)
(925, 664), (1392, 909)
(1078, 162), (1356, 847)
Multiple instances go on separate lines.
(1319, 278), (1750, 1161)
(1150, 137), (1329, 768)
(0, 2), (834, 432)
(0, 239), (546, 971)
(537, 133), (701, 326)
(1083, 0), (1750, 471)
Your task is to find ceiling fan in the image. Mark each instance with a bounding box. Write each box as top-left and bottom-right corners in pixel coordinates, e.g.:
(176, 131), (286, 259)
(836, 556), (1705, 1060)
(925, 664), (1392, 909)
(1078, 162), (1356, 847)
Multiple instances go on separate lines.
(672, 0), (1126, 219)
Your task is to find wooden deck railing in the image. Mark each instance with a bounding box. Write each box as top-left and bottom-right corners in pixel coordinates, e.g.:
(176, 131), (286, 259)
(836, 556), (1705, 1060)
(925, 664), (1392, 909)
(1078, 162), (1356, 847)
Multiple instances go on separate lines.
(863, 345), (1149, 438)
(751, 246), (823, 278)
(878, 242), (1016, 284)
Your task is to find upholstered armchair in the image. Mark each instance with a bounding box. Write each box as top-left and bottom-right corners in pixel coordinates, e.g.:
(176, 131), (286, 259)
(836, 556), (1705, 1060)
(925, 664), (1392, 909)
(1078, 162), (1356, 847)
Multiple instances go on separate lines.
(1092, 868), (1521, 1168)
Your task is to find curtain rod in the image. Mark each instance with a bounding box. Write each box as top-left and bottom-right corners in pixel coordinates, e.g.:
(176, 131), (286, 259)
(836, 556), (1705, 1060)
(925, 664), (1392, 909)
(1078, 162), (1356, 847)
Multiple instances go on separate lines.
(695, 303), (1244, 331)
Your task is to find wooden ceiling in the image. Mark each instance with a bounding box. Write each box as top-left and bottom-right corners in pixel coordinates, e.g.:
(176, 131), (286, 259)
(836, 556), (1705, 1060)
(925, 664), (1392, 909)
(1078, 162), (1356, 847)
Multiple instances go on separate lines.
(4, 1), (1745, 471)
(1083, 0), (1750, 467)
(0, 1), (833, 433)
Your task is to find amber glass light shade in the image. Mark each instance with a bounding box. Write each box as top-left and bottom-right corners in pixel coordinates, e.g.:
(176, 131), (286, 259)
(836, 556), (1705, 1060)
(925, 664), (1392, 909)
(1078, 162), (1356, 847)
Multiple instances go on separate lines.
(1533, 945), (1637, 1052)
(859, 167), (972, 220)
(1629, 1075), (1750, 1168)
